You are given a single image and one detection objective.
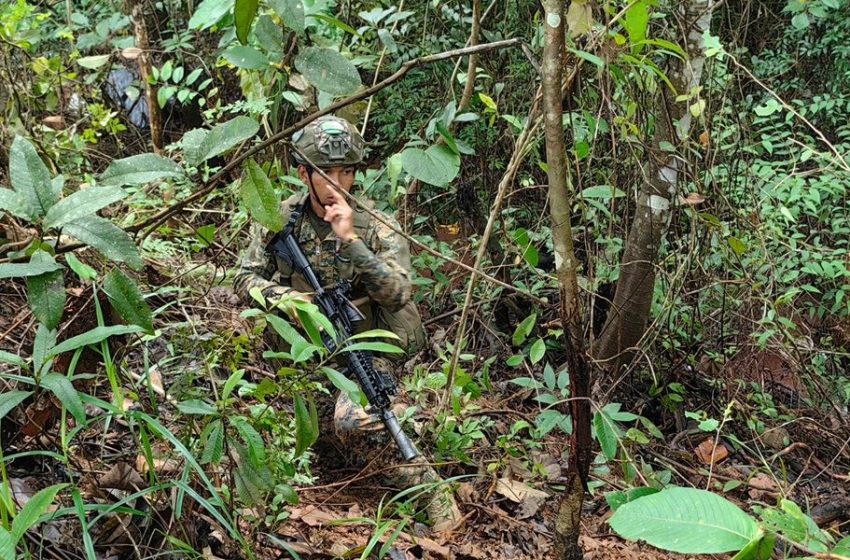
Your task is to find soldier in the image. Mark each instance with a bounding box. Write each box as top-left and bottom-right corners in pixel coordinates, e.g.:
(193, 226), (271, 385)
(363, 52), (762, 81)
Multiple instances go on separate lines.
(233, 115), (461, 532)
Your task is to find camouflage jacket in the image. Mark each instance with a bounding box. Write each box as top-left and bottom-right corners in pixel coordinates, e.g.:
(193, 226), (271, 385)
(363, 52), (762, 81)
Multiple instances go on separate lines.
(233, 192), (425, 353)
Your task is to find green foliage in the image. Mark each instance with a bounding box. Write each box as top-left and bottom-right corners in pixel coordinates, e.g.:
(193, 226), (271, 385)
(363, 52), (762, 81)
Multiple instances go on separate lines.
(610, 487), (760, 554)
(240, 159), (284, 232)
(611, 487), (849, 560)
(103, 268), (154, 333)
(294, 46), (362, 96)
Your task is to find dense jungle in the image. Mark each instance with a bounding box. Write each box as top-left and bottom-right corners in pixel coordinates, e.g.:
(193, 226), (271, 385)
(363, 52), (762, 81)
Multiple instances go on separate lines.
(1, 0), (849, 558)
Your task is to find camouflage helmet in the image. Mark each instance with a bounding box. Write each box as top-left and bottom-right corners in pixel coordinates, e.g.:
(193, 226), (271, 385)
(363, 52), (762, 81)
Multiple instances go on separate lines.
(291, 115), (365, 167)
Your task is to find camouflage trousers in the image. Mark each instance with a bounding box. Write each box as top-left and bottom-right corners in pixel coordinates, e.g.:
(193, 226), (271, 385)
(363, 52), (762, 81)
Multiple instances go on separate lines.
(322, 386), (461, 530)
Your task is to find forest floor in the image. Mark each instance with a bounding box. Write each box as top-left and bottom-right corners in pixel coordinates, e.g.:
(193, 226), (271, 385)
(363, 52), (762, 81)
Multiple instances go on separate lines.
(1, 264), (849, 560)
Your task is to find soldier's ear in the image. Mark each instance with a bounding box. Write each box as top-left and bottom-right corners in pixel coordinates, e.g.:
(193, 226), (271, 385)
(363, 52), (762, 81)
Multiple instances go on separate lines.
(297, 165), (310, 183)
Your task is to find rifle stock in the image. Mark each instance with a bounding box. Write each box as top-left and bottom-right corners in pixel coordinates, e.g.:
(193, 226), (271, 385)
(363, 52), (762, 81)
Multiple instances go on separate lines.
(266, 207), (420, 461)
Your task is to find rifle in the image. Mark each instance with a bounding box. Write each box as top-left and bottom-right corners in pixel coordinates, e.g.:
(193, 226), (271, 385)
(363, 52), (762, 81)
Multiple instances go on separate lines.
(265, 204), (420, 461)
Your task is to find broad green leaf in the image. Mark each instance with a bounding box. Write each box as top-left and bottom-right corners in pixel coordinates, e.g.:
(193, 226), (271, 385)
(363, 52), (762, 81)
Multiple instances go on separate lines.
(594, 409), (618, 460)
(569, 48), (605, 68)
(10, 136), (57, 218)
(230, 416), (266, 462)
(180, 128), (209, 167)
(194, 116), (259, 163)
(267, 314), (309, 348)
(512, 313), (537, 346)
(63, 216), (143, 269)
(11, 483), (67, 542)
(103, 268), (154, 333)
(582, 185), (626, 199)
(378, 28), (397, 53)
(41, 373), (85, 423)
(32, 325), (56, 376)
(321, 367), (364, 405)
(791, 13), (809, 30)
(0, 351), (25, 368)
(529, 338), (546, 365)
(43, 186), (127, 229)
(48, 325), (143, 357)
(234, 0), (259, 44)
(0, 261), (64, 279)
(65, 253), (97, 282)
(0, 188), (35, 220)
(269, 0), (305, 32)
(833, 537), (850, 556)
(76, 54), (110, 69)
(294, 394), (317, 457)
(99, 153), (182, 187)
(189, 0), (231, 30)
(176, 399), (217, 415)
(241, 159), (283, 232)
(340, 341), (404, 354)
(0, 527), (14, 560)
(609, 487), (759, 554)
(26, 251), (66, 330)
(754, 98), (781, 117)
(201, 418), (224, 464)
(605, 487), (659, 511)
(223, 45), (269, 69)
(255, 15), (284, 57)
(221, 370), (245, 402)
(348, 329), (400, 341)
(294, 47), (362, 96)
(728, 236), (747, 256)
(731, 531), (775, 560)
(307, 13), (359, 36)
(399, 145), (460, 187)
(623, 0), (650, 47)
(0, 391), (32, 421)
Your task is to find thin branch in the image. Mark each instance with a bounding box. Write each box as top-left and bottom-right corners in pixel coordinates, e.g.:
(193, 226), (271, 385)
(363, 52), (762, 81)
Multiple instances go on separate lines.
(126, 38), (523, 237)
(727, 53), (850, 172)
(290, 146), (548, 306)
(457, 0), (482, 112)
(360, 0), (405, 134)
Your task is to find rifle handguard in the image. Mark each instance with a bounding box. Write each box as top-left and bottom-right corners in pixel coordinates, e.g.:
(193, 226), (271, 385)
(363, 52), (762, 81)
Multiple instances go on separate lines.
(265, 204), (421, 461)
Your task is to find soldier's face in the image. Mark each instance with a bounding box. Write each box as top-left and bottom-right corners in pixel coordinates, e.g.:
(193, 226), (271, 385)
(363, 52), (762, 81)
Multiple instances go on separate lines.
(300, 165), (356, 216)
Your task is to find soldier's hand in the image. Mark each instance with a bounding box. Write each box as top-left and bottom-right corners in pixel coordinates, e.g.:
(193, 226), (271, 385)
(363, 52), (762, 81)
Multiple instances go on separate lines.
(323, 188), (355, 241)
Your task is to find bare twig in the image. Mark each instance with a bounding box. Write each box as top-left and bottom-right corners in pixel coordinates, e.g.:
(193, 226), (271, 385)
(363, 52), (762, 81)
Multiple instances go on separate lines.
(126, 38), (523, 237)
(291, 147), (548, 305)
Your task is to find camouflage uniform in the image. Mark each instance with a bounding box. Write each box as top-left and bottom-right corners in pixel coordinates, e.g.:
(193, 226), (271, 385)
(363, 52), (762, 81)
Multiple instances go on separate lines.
(233, 191), (426, 354)
(233, 115), (460, 531)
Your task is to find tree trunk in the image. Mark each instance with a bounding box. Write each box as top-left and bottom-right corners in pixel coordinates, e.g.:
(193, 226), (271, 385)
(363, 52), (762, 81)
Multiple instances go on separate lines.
(540, 1), (592, 558)
(593, 0), (714, 376)
(128, 0), (164, 153)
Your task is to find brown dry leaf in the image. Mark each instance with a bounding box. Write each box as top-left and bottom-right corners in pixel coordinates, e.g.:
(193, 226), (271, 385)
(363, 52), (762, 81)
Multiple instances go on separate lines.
(495, 478), (549, 519)
(288, 74), (309, 91)
(748, 472), (779, 491)
(148, 367), (165, 396)
(679, 192), (707, 206)
(121, 47), (142, 60)
(403, 534), (452, 558)
(100, 463), (144, 492)
(9, 479), (35, 508)
(456, 542), (485, 559)
(694, 438), (729, 465)
(135, 454), (181, 475)
(42, 116), (65, 130)
(21, 399), (57, 438)
(456, 482), (476, 502)
(289, 505), (338, 527)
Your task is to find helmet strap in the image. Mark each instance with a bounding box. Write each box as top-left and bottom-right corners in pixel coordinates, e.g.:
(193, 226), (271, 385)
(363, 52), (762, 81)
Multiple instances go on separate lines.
(305, 167), (325, 213)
